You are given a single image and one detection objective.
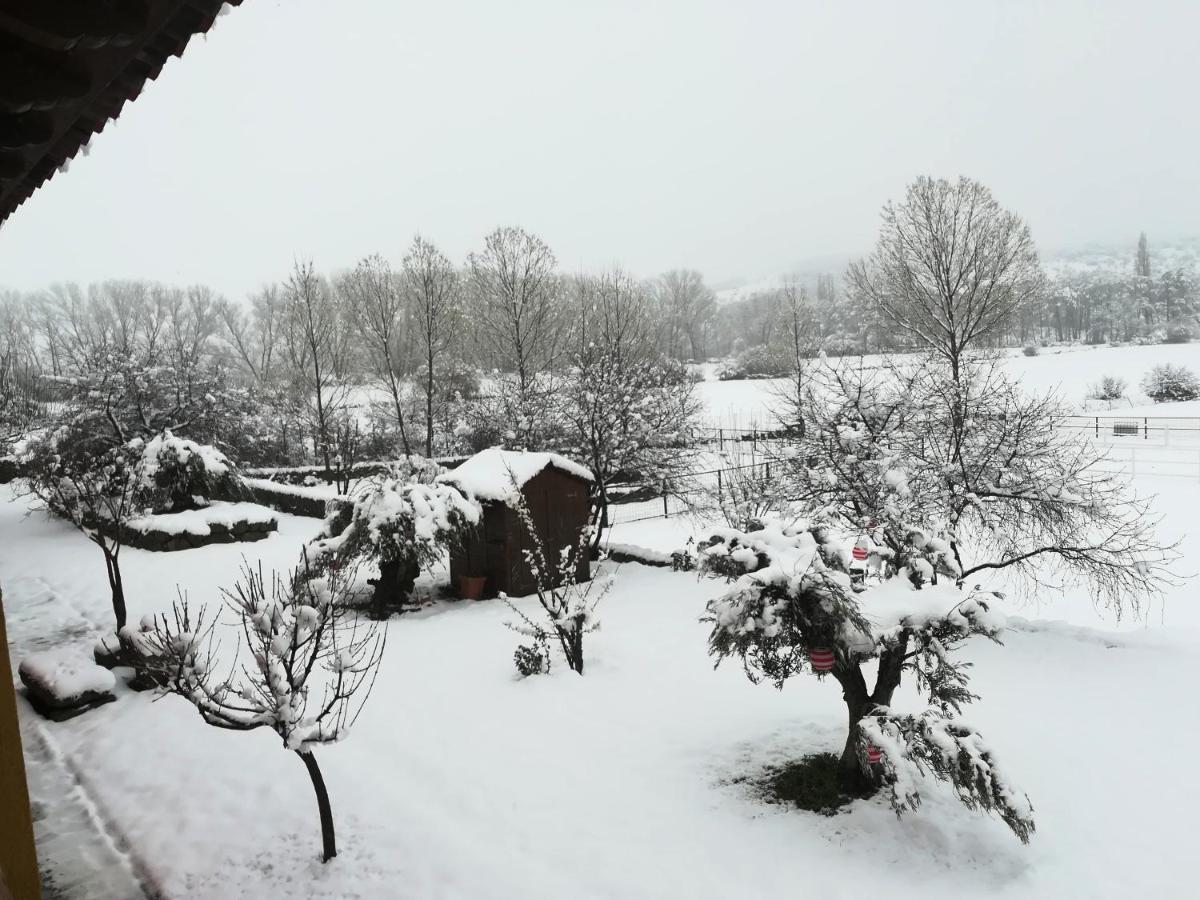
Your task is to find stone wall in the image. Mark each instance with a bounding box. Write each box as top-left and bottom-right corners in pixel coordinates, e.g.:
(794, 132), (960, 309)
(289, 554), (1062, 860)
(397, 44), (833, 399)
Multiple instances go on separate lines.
(117, 518), (277, 552)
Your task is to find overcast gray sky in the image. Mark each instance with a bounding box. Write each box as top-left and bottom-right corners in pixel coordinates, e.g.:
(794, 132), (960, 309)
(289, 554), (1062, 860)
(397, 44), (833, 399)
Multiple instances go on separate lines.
(1, 0), (1197, 299)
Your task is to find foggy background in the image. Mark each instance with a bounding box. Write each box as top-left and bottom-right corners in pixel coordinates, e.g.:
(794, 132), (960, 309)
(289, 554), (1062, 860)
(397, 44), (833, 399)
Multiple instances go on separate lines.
(1, 0), (1197, 298)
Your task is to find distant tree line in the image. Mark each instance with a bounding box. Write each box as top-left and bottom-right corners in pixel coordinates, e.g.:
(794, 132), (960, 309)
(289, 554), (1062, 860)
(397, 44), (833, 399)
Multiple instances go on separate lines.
(0, 230), (699, 502)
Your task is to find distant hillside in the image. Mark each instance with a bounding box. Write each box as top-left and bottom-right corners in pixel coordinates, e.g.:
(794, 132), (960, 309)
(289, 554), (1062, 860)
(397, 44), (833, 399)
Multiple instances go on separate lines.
(1044, 236), (1200, 278)
(715, 236), (1200, 303)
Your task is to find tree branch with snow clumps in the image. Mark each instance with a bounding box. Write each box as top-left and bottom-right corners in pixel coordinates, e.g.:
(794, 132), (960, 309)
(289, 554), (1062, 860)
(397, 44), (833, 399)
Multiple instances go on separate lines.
(147, 557), (384, 862)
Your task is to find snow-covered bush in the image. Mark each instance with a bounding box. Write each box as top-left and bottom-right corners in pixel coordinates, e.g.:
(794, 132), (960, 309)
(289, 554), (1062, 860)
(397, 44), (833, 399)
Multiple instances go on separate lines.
(147, 558), (384, 863)
(719, 343), (791, 379)
(513, 641), (550, 677)
(136, 429), (247, 512)
(1087, 375), (1127, 401)
(308, 468), (481, 616)
(1021, 344), (1039, 356)
(1141, 364), (1200, 402)
(708, 445), (791, 529)
(1163, 324), (1194, 344)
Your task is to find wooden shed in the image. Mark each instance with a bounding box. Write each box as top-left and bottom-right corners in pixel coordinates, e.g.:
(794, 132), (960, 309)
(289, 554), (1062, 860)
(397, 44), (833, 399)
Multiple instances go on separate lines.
(438, 448), (593, 599)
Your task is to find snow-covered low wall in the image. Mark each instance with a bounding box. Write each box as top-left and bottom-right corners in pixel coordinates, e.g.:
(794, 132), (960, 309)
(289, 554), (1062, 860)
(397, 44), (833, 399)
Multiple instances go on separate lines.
(114, 502), (279, 551)
(604, 542), (694, 570)
(18, 648), (117, 720)
(243, 477), (340, 518)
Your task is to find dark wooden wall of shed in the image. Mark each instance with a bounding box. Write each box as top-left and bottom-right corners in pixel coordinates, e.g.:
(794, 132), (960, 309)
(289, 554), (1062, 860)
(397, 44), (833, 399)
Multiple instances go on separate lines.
(448, 467), (591, 598)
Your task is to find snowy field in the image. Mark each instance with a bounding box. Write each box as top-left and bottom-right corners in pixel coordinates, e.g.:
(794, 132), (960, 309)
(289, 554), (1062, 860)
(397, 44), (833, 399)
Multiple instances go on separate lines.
(697, 343), (1200, 427)
(3, 463), (1199, 898)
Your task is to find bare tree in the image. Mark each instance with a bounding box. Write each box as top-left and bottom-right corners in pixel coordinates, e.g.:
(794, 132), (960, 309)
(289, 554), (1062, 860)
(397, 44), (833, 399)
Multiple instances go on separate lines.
(847, 176), (1043, 382)
(340, 254), (413, 456)
(772, 276), (822, 435)
(281, 260), (347, 472)
(467, 227), (565, 447)
(218, 285), (283, 385)
(656, 269), (716, 361)
(559, 269), (699, 546)
(467, 227), (562, 391)
(402, 237), (460, 458)
(148, 559), (385, 863)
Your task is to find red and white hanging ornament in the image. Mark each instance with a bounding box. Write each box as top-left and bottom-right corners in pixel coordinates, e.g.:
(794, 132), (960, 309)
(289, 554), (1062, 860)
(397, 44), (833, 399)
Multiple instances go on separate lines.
(865, 744), (883, 764)
(809, 647), (835, 672)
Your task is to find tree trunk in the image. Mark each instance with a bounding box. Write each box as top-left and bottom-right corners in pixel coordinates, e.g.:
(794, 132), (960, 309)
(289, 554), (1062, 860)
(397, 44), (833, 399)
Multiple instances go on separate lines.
(370, 557), (418, 618)
(831, 660), (874, 791)
(590, 481), (609, 553)
(297, 750), (336, 863)
(425, 355), (435, 458)
(104, 549), (127, 631)
(389, 372), (411, 458)
(837, 690), (874, 792)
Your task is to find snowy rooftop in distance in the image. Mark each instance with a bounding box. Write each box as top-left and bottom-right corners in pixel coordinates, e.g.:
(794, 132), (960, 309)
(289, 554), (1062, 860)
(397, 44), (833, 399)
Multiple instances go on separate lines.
(437, 447), (592, 503)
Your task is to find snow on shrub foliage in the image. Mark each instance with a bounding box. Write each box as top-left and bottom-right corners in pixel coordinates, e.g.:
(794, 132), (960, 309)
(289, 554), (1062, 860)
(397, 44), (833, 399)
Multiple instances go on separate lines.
(1087, 375), (1127, 401)
(1141, 364), (1200, 402)
(701, 516), (1035, 842)
(308, 462), (481, 576)
(136, 429), (248, 512)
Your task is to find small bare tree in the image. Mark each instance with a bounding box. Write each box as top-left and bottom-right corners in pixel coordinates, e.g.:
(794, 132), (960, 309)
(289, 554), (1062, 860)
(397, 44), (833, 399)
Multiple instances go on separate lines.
(23, 440), (143, 630)
(847, 176), (1043, 382)
(341, 254), (414, 456)
(148, 559), (385, 863)
(504, 488), (611, 675)
(402, 237), (460, 457)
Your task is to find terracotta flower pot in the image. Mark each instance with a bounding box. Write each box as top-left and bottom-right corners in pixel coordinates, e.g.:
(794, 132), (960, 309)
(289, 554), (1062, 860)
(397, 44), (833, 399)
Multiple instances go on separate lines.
(459, 575), (487, 600)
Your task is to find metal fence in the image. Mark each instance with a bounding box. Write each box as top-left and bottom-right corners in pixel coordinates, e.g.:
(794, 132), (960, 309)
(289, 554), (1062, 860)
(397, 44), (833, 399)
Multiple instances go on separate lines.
(606, 415), (1200, 529)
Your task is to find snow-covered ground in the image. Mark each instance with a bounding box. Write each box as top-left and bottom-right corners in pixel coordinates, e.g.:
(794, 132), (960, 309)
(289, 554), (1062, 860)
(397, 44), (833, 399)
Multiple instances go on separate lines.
(697, 343), (1200, 427)
(3, 465), (1198, 898)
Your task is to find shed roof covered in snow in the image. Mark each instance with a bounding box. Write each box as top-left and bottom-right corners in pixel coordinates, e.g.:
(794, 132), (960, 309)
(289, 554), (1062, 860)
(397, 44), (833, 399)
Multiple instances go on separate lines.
(437, 447), (592, 503)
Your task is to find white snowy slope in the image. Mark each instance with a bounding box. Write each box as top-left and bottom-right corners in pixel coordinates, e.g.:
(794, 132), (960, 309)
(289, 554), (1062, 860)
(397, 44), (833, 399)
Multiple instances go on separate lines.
(2, 476), (1198, 899)
(697, 342), (1200, 427)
